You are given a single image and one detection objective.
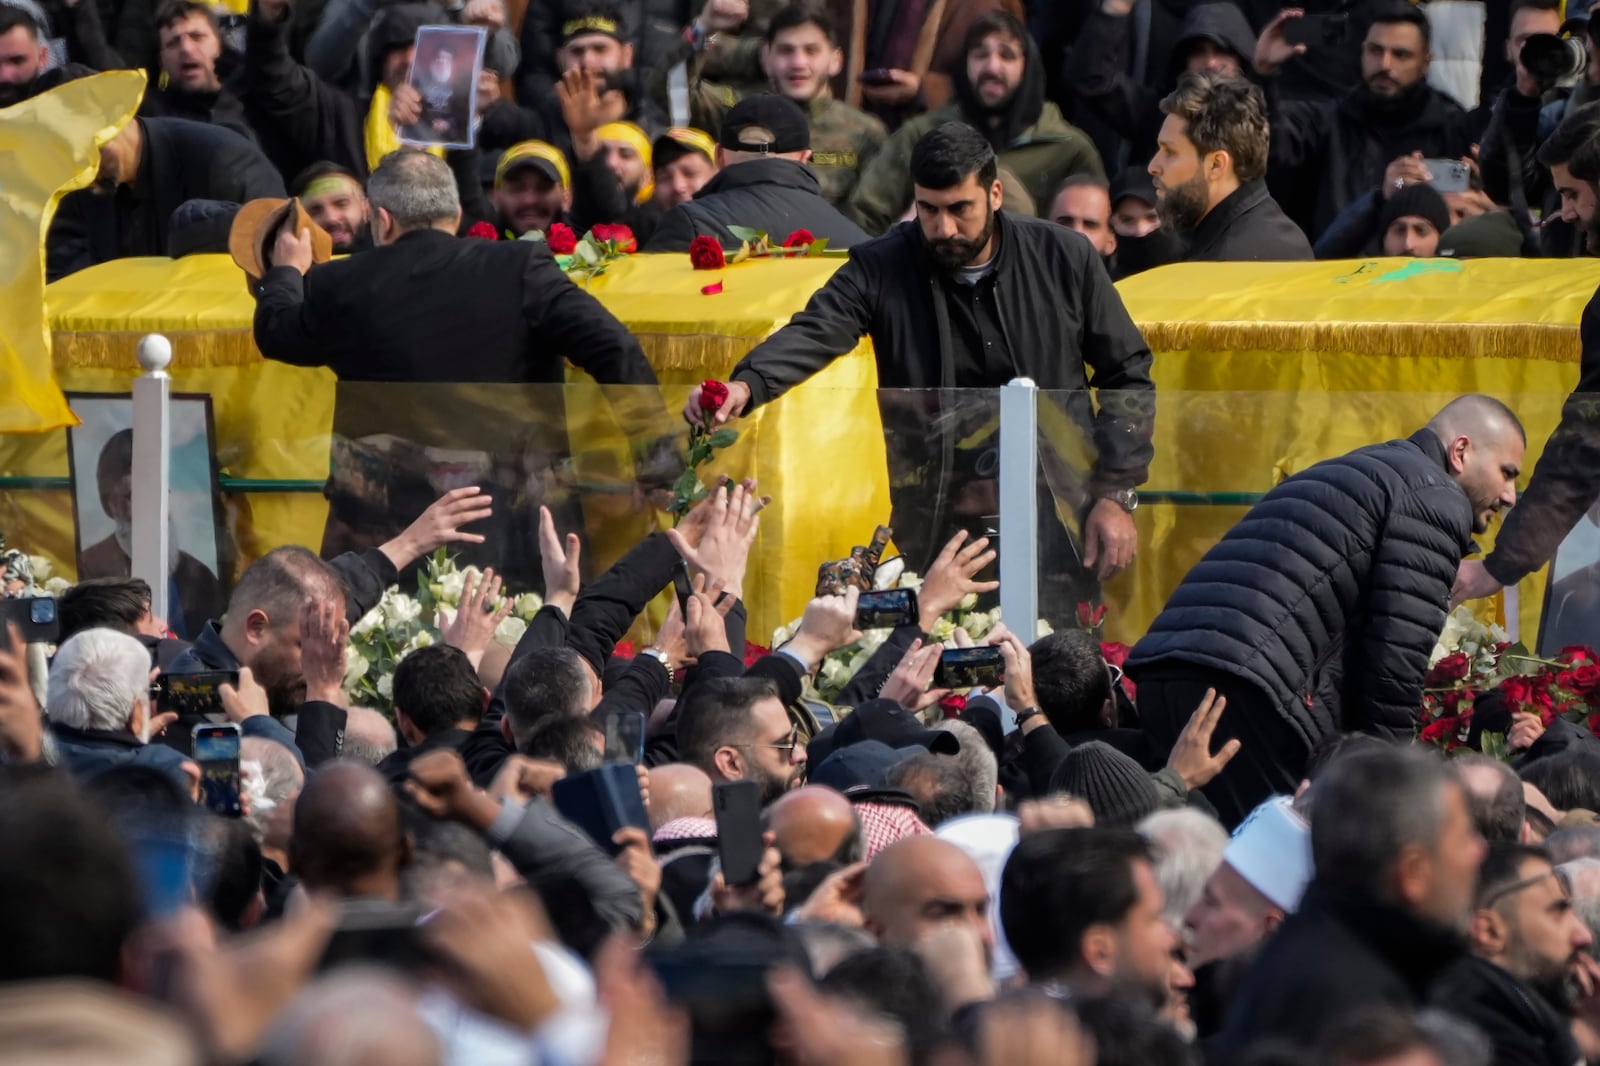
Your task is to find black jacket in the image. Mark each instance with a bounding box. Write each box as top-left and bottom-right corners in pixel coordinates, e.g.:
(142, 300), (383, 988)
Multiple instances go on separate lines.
(376, 727), (473, 784)
(1433, 956), (1583, 1066)
(1127, 429), (1474, 748)
(47, 116), (284, 281)
(254, 229), (659, 386)
(645, 158), (871, 252)
(729, 210), (1156, 497)
(1213, 881), (1467, 1056)
(1069, 2), (1257, 165)
(1485, 284), (1600, 586)
(1183, 178), (1313, 262)
(239, 2), (367, 180)
(140, 82), (258, 144)
(1269, 80), (1476, 238)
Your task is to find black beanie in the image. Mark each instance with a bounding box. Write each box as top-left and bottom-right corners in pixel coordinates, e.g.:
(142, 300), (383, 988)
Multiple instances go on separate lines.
(1379, 183), (1451, 239)
(1049, 741), (1160, 828)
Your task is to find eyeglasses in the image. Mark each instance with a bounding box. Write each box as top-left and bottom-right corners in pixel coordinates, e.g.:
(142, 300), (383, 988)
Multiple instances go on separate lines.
(1481, 867), (1571, 911)
(741, 727), (800, 753)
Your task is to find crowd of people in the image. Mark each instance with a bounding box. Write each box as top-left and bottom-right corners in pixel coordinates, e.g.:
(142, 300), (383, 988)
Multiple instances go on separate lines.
(11, 0), (1600, 1062)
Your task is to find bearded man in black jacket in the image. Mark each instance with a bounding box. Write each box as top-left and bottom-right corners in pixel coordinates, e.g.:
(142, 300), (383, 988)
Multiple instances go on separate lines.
(685, 120), (1154, 623)
(1128, 395), (1525, 827)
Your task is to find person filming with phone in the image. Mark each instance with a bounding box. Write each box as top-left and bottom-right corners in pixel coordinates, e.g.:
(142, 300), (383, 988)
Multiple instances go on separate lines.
(1253, 0), (1475, 240)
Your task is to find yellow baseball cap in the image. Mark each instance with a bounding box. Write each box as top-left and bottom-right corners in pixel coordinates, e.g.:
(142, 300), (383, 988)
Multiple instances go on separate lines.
(494, 140), (571, 190)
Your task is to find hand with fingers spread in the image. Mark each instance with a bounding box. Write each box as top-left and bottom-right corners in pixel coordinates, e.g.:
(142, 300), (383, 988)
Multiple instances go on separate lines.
(612, 826), (662, 939)
(440, 567), (512, 668)
(666, 480), (764, 600)
(219, 666), (270, 724)
(918, 531), (999, 631)
(299, 598), (350, 706)
(557, 68), (628, 162)
(490, 754), (566, 803)
(0, 624), (42, 761)
(1253, 7), (1307, 76)
(1166, 689), (1240, 791)
(879, 639), (947, 710)
(767, 966), (906, 1066)
(788, 861), (867, 926)
(711, 832), (784, 916)
(686, 574), (735, 658)
(784, 588), (862, 672)
(538, 505), (583, 618)
(382, 486), (494, 571)
(424, 886), (560, 1031)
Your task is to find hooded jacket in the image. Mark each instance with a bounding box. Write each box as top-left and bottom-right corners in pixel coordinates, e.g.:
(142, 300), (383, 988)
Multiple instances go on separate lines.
(1069, 2), (1257, 164)
(1269, 77), (1476, 239)
(644, 158), (871, 252)
(1127, 428), (1473, 748)
(846, 32), (1104, 235)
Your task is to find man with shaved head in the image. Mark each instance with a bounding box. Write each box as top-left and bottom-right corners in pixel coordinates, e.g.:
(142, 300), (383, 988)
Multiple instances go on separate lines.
(1129, 394), (1526, 825)
(648, 763), (714, 831)
(290, 760), (410, 901)
(862, 836), (994, 964)
(768, 786), (862, 868)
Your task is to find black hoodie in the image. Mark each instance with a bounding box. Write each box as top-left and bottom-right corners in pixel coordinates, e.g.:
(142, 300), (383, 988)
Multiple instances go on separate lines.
(952, 24), (1051, 153)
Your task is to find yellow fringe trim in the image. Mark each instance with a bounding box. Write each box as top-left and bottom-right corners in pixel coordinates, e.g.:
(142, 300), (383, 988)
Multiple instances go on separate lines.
(1137, 320), (1583, 363)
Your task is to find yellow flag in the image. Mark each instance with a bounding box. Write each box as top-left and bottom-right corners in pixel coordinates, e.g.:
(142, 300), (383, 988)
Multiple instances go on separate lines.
(0, 69), (146, 434)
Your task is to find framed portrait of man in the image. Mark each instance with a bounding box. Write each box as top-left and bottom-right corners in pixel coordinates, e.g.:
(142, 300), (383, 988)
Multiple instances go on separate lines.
(1538, 496), (1600, 656)
(66, 392), (229, 642)
(400, 24), (486, 149)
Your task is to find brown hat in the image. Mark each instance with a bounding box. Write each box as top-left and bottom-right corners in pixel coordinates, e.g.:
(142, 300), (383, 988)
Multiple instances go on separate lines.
(228, 197), (333, 287)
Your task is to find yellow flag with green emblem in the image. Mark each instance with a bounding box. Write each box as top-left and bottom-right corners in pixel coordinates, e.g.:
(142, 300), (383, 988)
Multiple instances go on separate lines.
(0, 69), (146, 434)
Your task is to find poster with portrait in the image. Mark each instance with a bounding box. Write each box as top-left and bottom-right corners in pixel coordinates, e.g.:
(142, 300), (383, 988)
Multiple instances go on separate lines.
(1538, 497), (1600, 655)
(399, 24), (486, 149)
(66, 393), (229, 642)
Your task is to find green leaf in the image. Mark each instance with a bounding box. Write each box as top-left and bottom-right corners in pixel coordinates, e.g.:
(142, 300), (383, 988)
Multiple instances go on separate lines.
(808, 238), (829, 256)
(727, 225), (766, 243)
(706, 428), (738, 448)
(1479, 731), (1510, 763)
(576, 241), (602, 265)
(671, 468), (699, 498)
(730, 240), (752, 264)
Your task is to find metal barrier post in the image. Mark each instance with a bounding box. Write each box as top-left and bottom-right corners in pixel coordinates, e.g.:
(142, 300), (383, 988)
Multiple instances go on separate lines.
(998, 377), (1039, 644)
(131, 334), (172, 624)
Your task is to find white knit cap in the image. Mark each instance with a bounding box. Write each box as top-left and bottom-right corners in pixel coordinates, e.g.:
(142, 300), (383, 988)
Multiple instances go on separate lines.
(1222, 795), (1311, 913)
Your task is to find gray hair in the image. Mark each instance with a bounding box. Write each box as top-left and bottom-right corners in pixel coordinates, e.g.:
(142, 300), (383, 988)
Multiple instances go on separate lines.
(45, 628), (151, 734)
(260, 967), (441, 1066)
(367, 150), (460, 230)
(1416, 1008), (1492, 1066)
(1559, 857), (1600, 955)
(240, 736), (304, 842)
(1546, 825), (1600, 864)
(341, 706), (398, 764)
(938, 720), (998, 815)
(1311, 745), (1453, 897)
(1139, 807), (1229, 926)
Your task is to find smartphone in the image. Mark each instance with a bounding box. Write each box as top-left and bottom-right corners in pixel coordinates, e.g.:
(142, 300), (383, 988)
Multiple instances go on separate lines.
(157, 670), (239, 718)
(551, 763), (650, 855)
(1283, 12), (1349, 48)
(192, 723), (243, 818)
(1424, 159), (1472, 194)
(672, 559), (694, 618)
(713, 779), (764, 886)
(858, 67), (897, 85)
(854, 587), (919, 630)
(318, 900), (435, 973)
(0, 596), (59, 644)
(604, 709), (647, 764)
(936, 646), (1005, 689)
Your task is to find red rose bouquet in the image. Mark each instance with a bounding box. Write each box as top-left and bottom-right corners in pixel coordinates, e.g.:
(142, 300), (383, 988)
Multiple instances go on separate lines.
(688, 235), (726, 270)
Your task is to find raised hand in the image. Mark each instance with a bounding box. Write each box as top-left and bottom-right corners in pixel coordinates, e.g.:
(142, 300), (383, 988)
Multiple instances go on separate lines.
(538, 505), (582, 617)
(918, 531), (999, 630)
(879, 639), (947, 711)
(1253, 8), (1307, 76)
(665, 480), (764, 600)
(1166, 688), (1240, 791)
(381, 486), (494, 571)
(440, 567), (512, 668)
(785, 588), (862, 671)
(298, 598), (350, 706)
(685, 574), (735, 658)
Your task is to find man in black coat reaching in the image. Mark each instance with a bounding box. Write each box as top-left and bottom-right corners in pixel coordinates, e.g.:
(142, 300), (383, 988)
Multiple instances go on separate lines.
(1127, 394), (1526, 827)
(645, 94), (869, 252)
(1149, 70), (1311, 262)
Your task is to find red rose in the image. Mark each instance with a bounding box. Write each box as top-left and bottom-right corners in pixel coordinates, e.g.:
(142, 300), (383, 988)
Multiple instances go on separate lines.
(782, 229), (816, 248)
(1571, 664), (1600, 695)
(466, 220), (499, 240)
(591, 223), (637, 253)
(743, 642), (770, 669)
(546, 222), (578, 254)
(1419, 717), (1458, 745)
(1560, 646), (1600, 666)
(1076, 602), (1107, 629)
(1100, 641), (1130, 668)
(699, 379), (730, 413)
(1500, 675), (1537, 712)
(1426, 652), (1470, 685)
(1589, 712), (1600, 739)
(939, 692), (968, 718)
(688, 235), (726, 270)
(613, 640), (636, 659)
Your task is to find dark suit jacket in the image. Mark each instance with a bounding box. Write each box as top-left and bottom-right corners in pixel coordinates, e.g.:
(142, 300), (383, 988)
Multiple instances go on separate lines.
(254, 229), (659, 387)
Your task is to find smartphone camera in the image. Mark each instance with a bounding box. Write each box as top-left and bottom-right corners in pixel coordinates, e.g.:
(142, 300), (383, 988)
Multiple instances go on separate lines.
(936, 646), (1005, 689)
(854, 588), (919, 630)
(28, 598), (55, 626)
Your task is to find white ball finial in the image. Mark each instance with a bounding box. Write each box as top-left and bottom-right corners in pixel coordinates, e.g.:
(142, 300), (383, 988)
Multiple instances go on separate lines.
(136, 333), (173, 374)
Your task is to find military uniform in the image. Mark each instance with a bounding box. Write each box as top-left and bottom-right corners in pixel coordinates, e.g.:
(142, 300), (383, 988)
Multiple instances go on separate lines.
(654, 44), (890, 207)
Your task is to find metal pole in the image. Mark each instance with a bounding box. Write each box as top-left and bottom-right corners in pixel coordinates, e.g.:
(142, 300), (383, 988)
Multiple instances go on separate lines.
(998, 377), (1039, 646)
(132, 334), (172, 625)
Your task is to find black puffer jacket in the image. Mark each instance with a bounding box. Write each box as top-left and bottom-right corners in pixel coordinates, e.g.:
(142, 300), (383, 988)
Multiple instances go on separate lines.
(1126, 428), (1473, 747)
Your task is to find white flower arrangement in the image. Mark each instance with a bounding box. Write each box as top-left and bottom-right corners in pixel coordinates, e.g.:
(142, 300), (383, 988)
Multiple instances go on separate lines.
(1430, 604), (1509, 672)
(343, 549), (541, 711)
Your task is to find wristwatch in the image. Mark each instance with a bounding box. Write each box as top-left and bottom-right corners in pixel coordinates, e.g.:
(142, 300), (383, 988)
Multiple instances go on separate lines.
(1102, 488), (1139, 513)
(641, 646), (675, 684)
(1014, 706), (1045, 727)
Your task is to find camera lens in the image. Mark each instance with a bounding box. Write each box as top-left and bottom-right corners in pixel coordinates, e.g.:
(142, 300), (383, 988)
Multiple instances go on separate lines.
(1521, 33), (1588, 87)
(29, 598), (55, 624)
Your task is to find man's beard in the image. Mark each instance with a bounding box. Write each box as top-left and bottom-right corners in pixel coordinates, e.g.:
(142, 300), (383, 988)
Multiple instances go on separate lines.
(0, 80), (28, 107)
(753, 764), (793, 806)
(1158, 172), (1211, 234)
(926, 207), (996, 271)
(1583, 212), (1600, 253)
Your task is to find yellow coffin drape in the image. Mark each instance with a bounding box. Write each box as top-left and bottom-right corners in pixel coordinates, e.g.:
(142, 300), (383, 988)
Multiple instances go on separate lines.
(5, 252), (1597, 643)
(0, 70), (146, 434)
